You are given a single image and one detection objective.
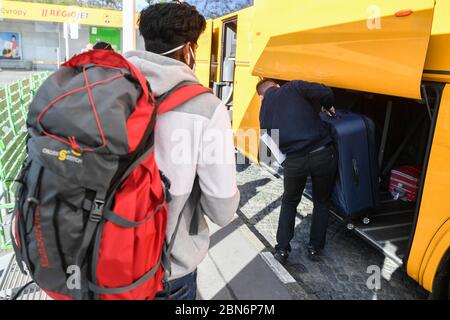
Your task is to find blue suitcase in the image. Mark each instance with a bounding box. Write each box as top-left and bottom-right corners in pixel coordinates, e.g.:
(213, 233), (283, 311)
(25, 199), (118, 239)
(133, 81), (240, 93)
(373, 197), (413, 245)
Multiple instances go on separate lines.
(320, 110), (379, 217)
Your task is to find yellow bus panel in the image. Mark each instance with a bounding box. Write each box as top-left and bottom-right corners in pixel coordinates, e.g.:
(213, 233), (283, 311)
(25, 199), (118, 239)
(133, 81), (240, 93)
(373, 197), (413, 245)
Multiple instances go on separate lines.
(233, 8), (261, 161)
(423, 0), (450, 83)
(196, 19), (213, 87)
(407, 85), (450, 292)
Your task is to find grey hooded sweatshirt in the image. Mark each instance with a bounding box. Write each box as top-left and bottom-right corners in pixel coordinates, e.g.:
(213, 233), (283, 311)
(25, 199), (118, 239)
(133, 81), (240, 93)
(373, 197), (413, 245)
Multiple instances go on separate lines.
(124, 50), (240, 280)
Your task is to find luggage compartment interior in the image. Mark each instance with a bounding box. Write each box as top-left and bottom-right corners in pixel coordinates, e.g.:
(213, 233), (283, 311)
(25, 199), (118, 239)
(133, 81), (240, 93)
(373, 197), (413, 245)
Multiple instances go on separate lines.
(304, 83), (443, 265)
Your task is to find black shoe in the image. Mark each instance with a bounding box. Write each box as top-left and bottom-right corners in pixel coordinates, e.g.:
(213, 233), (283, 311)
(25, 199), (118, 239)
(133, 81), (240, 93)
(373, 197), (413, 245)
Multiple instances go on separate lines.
(274, 249), (289, 264)
(307, 245), (321, 261)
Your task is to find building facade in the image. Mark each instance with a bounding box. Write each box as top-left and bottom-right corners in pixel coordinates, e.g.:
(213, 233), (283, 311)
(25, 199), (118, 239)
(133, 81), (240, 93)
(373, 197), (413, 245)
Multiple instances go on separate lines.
(0, 0), (145, 70)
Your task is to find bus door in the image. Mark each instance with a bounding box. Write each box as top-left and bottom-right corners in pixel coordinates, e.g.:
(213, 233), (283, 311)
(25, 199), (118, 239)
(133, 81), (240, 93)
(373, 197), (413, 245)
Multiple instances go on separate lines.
(214, 18), (237, 122)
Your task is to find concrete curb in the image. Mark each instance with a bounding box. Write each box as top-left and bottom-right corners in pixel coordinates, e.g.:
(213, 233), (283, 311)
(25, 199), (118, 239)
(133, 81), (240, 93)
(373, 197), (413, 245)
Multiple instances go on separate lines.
(197, 216), (313, 300)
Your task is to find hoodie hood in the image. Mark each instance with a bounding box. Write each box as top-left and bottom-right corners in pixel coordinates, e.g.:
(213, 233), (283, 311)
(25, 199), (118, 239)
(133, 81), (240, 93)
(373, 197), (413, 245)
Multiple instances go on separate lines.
(124, 50), (199, 97)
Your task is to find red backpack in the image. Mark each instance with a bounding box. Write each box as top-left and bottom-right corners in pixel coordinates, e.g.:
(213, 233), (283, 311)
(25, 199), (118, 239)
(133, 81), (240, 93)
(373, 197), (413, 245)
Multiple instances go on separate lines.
(11, 50), (210, 300)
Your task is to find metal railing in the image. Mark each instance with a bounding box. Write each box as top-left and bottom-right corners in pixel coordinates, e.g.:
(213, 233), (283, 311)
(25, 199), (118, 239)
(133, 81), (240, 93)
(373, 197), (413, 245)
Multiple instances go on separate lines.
(0, 71), (51, 249)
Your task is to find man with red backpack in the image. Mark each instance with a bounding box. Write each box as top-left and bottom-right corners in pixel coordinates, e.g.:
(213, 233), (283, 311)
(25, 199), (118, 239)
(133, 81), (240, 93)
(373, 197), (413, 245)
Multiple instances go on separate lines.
(12, 2), (238, 301)
(125, 2), (240, 300)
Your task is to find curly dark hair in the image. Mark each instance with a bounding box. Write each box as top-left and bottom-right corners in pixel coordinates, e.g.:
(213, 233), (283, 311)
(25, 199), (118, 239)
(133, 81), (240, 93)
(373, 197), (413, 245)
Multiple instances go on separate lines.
(138, 1), (206, 56)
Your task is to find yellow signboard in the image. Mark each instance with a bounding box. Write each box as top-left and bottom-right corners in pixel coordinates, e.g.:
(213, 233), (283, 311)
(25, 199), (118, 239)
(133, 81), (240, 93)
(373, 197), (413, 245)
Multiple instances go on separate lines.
(0, 1), (123, 27)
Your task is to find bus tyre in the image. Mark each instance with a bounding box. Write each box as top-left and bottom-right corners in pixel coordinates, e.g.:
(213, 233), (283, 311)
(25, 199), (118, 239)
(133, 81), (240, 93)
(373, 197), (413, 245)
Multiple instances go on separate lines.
(444, 271), (450, 300)
(428, 276), (449, 300)
(429, 252), (450, 300)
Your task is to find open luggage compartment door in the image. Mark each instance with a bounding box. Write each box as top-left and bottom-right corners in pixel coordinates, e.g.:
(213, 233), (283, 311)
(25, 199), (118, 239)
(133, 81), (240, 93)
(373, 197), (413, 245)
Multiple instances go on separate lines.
(252, 0), (436, 99)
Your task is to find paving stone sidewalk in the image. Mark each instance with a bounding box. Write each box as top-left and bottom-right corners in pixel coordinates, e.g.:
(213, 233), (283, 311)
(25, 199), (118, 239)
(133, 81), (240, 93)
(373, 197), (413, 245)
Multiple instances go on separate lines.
(236, 163), (428, 300)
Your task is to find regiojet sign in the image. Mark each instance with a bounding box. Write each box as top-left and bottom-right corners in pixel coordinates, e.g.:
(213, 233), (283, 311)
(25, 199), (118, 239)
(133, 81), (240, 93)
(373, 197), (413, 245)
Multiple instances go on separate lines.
(0, 0), (123, 27)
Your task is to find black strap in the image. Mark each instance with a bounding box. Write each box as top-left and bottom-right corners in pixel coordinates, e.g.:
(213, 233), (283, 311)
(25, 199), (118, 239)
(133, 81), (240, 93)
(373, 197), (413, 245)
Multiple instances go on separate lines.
(87, 256), (162, 295)
(106, 145), (154, 208)
(161, 175), (201, 280)
(159, 204), (186, 297)
(161, 176), (199, 278)
(188, 177), (202, 236)
(13, 162), (43, 276)
(161, 207), (184, 280)
(10, 280), (35, 300)
(74, 196), (105, 269)
(103, 203), (164, 228)
(166, 209), (184, 261)
(74, 196), (105, 299)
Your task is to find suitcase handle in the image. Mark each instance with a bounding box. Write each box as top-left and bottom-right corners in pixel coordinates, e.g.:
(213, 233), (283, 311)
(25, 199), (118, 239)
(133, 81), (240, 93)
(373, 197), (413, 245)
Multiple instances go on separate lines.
(322, 109), (338, 119)
(352, 159), (360, 185)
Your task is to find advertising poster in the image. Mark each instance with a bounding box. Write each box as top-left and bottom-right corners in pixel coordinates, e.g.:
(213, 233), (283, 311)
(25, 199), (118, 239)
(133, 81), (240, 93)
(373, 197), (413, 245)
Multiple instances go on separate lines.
(89, 27), (121, 52)
(0, 32), (22, 60)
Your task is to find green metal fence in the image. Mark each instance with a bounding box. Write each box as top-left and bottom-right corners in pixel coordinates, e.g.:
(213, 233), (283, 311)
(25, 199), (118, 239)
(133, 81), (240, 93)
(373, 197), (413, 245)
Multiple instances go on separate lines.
(0, 71), (51, 249)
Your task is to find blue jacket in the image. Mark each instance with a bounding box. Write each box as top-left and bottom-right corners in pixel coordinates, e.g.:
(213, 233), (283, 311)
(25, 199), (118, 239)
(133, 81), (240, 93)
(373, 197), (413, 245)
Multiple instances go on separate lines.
(260, 80), (334, 155)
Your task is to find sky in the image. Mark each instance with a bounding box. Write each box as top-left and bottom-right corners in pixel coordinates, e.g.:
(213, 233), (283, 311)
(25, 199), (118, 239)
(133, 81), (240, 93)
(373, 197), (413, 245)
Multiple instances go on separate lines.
(135, 0), (253, 18)
(136, 0), (150, 11)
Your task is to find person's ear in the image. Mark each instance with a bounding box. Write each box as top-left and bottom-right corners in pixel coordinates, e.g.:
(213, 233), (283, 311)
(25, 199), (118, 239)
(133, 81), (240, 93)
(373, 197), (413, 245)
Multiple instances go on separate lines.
(183, 42), (197, 69)
(182, 43), (191, 66)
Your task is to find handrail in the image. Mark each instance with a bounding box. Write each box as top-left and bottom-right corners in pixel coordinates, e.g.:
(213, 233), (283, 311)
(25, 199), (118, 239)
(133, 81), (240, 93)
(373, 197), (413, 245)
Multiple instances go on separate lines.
(0, 71), (51, 249)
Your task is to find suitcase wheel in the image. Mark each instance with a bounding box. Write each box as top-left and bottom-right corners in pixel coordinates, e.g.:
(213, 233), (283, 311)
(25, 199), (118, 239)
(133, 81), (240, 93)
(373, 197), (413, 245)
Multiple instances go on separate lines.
(363, 217), (371, 225)
(347, 223), (355, 230)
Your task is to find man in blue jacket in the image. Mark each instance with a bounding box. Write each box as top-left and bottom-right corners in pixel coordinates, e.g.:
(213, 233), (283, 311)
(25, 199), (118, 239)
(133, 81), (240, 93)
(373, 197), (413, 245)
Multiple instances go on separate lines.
(258, 79), (338, 263)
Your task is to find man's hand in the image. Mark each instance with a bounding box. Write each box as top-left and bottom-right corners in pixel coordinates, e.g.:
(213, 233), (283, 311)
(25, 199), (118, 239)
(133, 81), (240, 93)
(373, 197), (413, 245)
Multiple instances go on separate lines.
(321, 106), (336, 117)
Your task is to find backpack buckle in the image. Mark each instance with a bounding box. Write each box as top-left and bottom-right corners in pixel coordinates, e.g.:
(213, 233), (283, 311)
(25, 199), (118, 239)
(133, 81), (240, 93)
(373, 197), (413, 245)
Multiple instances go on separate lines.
(90, 199), (105, 222)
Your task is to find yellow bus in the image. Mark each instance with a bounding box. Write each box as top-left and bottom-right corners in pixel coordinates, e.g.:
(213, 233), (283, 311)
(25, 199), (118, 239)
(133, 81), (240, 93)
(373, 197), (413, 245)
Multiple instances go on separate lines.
(196, 0), (450, 299)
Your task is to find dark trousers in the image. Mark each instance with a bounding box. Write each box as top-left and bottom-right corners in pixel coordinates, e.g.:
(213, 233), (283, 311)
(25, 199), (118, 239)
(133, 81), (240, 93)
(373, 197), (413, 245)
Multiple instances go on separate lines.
(276, 145), (337, 251)
(155, 270), (197, 300)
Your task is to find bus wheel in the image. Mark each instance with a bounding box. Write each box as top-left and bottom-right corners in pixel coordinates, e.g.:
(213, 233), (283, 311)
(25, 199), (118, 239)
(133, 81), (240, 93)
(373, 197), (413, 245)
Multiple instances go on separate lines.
(443, 256), (450, 300)
(428, 275), (449, 300)
(447, 276), (450, 300)
(429, 252), (450, 300)
(442, 276), (450, 300)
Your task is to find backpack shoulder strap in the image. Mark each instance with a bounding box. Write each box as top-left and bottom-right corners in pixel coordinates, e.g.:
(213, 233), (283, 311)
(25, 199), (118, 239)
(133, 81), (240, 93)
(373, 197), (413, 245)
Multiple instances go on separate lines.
(157, 84), (211, 115)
